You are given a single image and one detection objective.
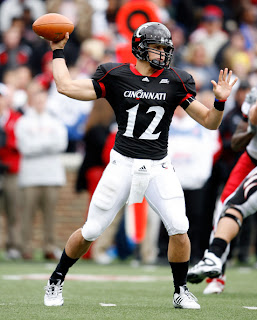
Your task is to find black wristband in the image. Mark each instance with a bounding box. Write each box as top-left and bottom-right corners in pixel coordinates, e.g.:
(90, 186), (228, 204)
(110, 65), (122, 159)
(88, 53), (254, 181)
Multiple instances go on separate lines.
(214, 100), (225, 111)
(53, 49), (65, 59)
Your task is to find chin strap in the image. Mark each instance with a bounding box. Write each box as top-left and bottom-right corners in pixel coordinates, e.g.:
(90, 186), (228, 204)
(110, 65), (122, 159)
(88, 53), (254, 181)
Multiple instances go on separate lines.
(149, 59), (165, 70)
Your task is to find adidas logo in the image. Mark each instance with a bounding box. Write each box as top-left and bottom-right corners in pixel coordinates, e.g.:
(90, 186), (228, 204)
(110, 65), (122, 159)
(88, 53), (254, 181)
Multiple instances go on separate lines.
(174, 296), (183, 304)
(138, 165), (147, 171)
(142, 77), (150, 82)
(159, 79), (169, 84)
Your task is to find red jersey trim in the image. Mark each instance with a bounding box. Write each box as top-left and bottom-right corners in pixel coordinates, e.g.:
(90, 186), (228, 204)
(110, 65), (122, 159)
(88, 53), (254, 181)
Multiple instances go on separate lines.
(220, 151), (255, 203)
(129, 64), (164, 77)
(179, 93), (193, 105)
(170, 67), (196, 105)
(96, 63), (127, 98)
(98, 82), (106, 98)
(170, 67), (189, 93)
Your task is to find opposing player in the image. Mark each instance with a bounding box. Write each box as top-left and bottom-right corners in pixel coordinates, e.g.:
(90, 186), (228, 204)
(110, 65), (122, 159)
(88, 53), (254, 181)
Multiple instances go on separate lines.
(187, 87), (257, 293)
(43, 22), (237, 309)
(187, 165), (257, 284)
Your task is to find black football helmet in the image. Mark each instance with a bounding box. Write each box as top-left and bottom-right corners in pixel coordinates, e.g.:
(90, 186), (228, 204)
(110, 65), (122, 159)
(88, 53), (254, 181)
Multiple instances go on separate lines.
(132, 22), (174, 70)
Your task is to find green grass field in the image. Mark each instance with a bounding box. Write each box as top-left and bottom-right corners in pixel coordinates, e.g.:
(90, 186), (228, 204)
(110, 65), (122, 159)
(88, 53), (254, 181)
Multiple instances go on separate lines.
(0, 259), (256, 320)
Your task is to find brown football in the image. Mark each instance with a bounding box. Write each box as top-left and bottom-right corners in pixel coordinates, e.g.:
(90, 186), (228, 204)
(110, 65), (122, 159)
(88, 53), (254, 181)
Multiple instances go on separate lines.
(32, 13), (74, 42)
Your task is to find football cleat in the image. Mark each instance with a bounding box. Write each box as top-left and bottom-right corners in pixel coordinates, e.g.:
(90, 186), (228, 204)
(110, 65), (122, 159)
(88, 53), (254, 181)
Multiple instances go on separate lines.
(187, 250), (222, 284)
(173, 285), (200, 309)
(203, 275), (226, 294)
(44, 280), (64, 306)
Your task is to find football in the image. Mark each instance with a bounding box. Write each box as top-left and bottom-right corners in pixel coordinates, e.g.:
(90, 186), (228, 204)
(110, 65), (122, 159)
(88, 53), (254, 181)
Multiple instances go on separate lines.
(32, 13), (74, 42)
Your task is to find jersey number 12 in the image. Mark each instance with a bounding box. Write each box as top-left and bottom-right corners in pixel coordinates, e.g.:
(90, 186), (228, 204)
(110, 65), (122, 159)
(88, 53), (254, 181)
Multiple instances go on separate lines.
(123, 104), (164, 140)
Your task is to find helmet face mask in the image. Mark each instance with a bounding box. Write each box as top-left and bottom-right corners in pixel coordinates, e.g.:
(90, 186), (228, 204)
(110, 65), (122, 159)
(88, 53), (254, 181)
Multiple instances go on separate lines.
(132, 22), (174, 70)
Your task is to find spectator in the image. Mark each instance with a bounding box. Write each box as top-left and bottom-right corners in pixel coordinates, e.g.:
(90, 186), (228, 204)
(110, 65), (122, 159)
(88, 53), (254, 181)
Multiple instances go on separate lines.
(230, 51), (252, 82)
(34, 51), (54, 91)
(178, 42), (219, 92)
(15, 82), (68, 260)
(238, 3), (257, 54)
(170, 25), (187, 68)
(214, 30), (247, 71)
(169, 0), (196, 36)
(189, 5), (228, 62)
(0, 82), (22, 259)
(0, 0), (46, 33)
(76, 38), (106, 77)
(3, 65), (32, 113)
(0, 26), (33, 82)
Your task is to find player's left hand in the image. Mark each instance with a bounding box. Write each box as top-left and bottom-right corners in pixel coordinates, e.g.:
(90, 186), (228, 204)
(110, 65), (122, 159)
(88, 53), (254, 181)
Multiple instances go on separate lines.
(211, 68), (238, 101)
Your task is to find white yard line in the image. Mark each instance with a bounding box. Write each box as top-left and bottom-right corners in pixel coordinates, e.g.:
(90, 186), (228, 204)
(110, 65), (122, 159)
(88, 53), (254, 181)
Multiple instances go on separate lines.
(2, 274), (171, 282)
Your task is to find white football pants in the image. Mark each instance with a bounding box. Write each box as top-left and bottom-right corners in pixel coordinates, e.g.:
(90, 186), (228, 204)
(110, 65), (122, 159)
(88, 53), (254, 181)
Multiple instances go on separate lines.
(82, 149), (189, 241)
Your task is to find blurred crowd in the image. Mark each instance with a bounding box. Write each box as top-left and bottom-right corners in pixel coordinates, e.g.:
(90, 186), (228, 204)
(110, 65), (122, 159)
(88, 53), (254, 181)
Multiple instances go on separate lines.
(0, 0), (256, 265)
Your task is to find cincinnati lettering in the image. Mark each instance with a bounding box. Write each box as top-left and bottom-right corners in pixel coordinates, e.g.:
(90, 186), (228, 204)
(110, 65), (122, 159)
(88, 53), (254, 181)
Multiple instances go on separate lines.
(124, 89), (166, 100)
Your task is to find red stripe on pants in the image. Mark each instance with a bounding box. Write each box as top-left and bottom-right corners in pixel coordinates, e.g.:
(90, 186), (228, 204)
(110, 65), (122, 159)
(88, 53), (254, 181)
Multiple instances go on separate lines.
(220, 152), (256, 203)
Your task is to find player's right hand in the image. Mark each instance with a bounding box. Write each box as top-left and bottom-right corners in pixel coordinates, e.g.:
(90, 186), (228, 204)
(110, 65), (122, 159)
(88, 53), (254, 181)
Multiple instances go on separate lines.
(50, 32), (69, 51)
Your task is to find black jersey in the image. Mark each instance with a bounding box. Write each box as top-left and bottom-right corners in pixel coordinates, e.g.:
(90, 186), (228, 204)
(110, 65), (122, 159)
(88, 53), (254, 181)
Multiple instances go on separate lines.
(92, 63), (196, 160)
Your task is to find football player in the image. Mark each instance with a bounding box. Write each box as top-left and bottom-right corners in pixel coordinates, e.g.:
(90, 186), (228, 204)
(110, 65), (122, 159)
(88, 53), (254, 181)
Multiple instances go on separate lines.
(188, 87), (257, 293)
(187, 165), (257, 286)
(44, 22), (237, 309)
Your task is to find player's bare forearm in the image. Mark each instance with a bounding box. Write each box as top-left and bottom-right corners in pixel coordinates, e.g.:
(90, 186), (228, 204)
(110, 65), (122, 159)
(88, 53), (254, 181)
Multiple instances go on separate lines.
(50, 33), (97, 101)
(52, 59), (97, 100)
(249, 104), (257, 125)
(52, 58), (72, 93)
(205, 107), (224, 129)
(231, 132), (254, 151)
(231, 120), (255, 151)
(186, 100), (223, 130)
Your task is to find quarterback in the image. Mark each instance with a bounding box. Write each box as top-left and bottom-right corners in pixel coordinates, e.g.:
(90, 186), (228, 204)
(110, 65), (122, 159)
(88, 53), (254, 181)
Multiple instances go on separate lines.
(44, 22), (237, 309)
